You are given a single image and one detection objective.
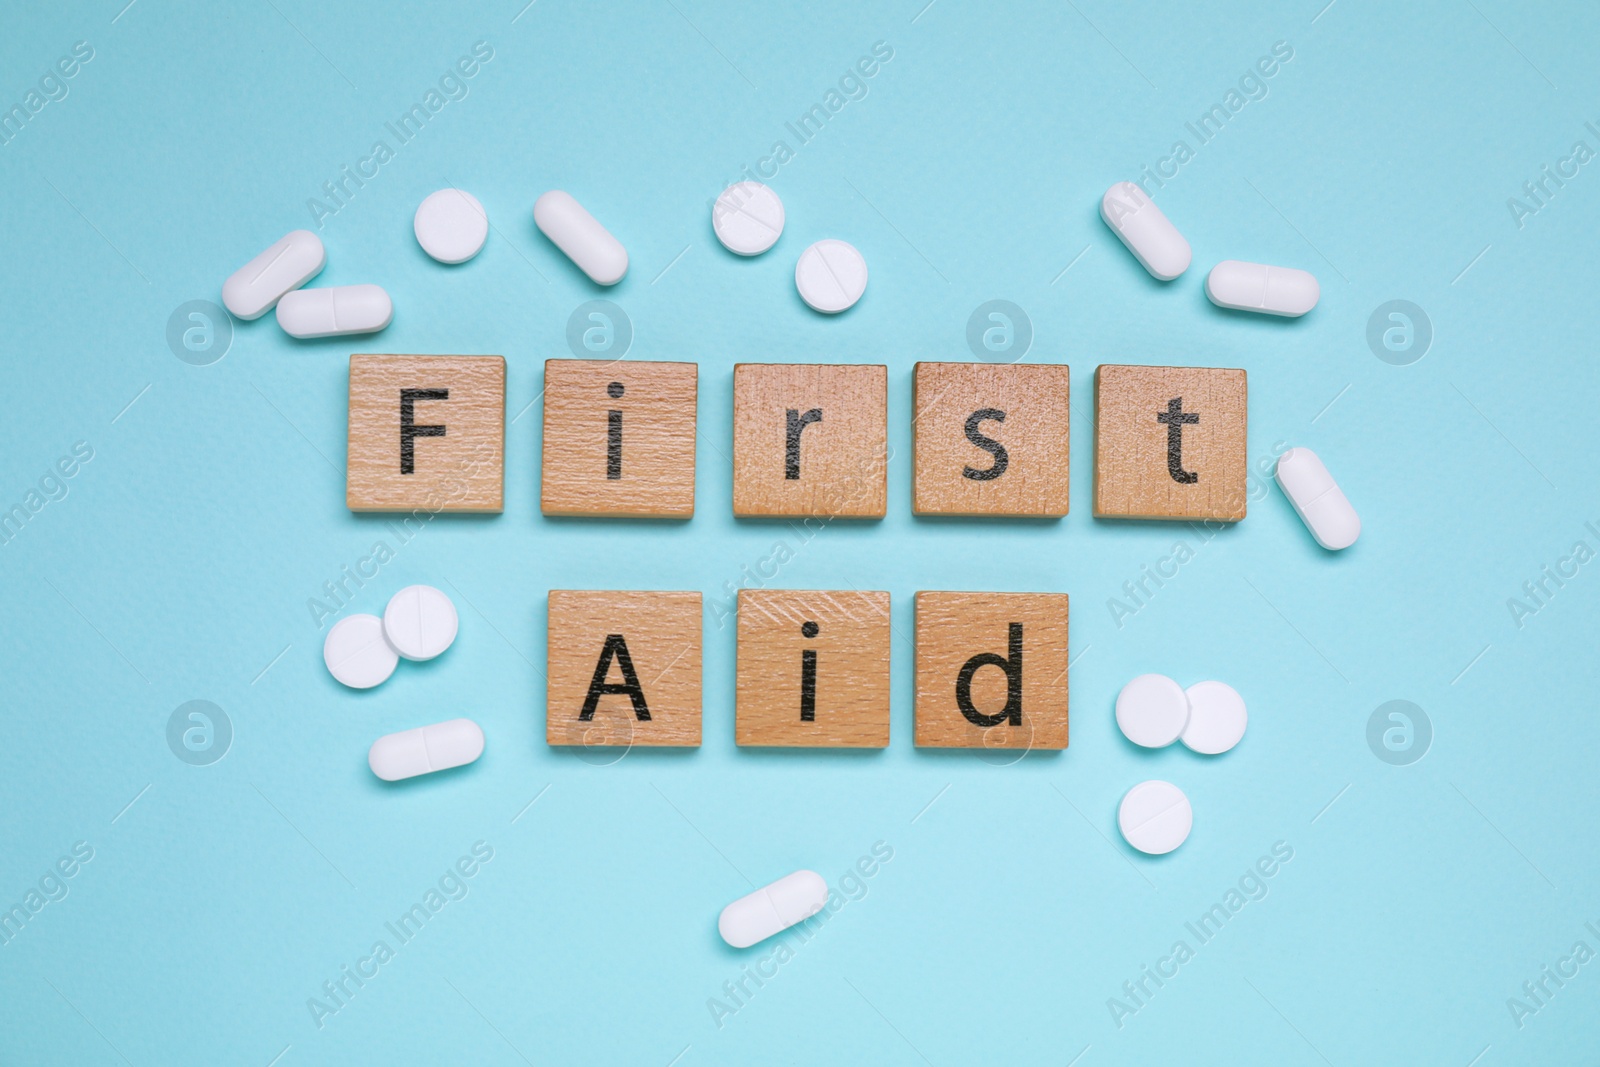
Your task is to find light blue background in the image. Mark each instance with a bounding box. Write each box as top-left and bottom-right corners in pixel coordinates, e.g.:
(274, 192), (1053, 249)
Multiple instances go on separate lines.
(2, 1), (1596, 1063)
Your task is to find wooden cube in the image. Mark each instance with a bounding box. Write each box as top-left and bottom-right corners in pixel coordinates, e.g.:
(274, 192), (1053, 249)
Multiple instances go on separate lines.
(541, 359), (697, 517)
(546, 591), (702, 747)
(732, 363), (887, 518)
(912, 362), (1071, 516)
(347, 354), (505, 512)
(914, 591), (1069, 750)
(735, 589), (891, 747)
(1093, 364), (1247, 521)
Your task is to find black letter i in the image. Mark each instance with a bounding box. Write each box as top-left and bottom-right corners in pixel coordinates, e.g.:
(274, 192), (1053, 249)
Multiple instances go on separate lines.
(800, 621), (819, 722)
(607, 382), (624, 480)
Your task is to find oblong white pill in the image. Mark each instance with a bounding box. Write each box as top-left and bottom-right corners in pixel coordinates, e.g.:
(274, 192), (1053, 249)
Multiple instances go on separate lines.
(276, 284), (393, 339)
(718, 870), (829, 948)
(1180, 680), (1248, 755)
(1100, 181), (1190, 281)
(414, 188), (488, 264)
(1276, 447), (1360, 550)
(368, 718), (485, 781)
(1115, 673), (1189, 748)
(795, 239), (867, 313)
(713, 181), (785, 256)
(1205, 260), (1319, 317)
(383, 584), (458, 661)
(222, 229), (326, 320)
(533, 190), (628, 285)
(1119, 780), (1192, 855)
(324, 614), (399, 689)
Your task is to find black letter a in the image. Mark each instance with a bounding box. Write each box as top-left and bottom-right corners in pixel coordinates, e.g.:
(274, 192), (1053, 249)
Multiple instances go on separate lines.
(579, 634), (651, 720)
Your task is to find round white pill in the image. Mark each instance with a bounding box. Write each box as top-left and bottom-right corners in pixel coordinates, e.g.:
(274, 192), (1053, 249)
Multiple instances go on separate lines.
(1180, 680), (1248, 755)
(1119, 780), (1192, 855)
(713, 181), (785, 256)
(323, 614), (398, 689)
(383, 584), (458, 661)
(1115, 673), (1189, 748)
(794, 239), (867, 313)
(718, 870), (829, 948)
(414, 189), (488, 264)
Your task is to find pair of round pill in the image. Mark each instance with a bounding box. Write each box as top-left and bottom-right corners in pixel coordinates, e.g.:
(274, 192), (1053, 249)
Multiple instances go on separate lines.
(1115, 674), (1247, 755)
(323, 585), (458, 689)
(711, 182), (867, 314)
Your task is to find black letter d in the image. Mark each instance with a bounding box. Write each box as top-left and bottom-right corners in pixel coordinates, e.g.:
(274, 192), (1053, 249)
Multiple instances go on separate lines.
(955, 623), (1023, 727)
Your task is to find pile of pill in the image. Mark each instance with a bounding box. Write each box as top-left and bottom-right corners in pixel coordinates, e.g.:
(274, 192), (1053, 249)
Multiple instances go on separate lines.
(1113, 674), (1248, 855)
(217, 169), (1371, 910)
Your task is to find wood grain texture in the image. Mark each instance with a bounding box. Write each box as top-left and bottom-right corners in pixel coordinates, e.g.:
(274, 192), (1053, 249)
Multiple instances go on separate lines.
(912, 361), (1071, 516)
(546, 590), (702, 747)
(1093, 364), (1247, 521)
(732, 363), (887, 518)
(347, 354), (505, 512)
(914, 591), (1069, 750)
(541, 359), (697, 517)
(735, 589), (890, 748)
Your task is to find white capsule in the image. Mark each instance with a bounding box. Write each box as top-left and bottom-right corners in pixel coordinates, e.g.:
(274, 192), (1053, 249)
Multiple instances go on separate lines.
(795, 239), (867, 313)
(383, 584), (458, 661)
(1119, 780), (1192, 855)
(414, 188), (488, 264)
(276, 284), (393, 339)
(368, 718), (485, 781)
(1180, 680), (1247, 755)
(1115, 673), (1189, 748)
(1100, 181), (1190, 281)
(713, 181), (785, 256)
(323, 614), (399, 689)
(1205, 260), (1319, 317)
(533, 190), (628, 285)
(718, 870), (829, 948)
(1276, 447), (1360, 549)
(222, 229), (326, 320)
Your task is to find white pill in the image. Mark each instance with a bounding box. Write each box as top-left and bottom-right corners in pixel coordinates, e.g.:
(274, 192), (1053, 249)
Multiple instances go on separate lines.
(794, 239), (867, 313)
(1119, 780), (1192, 855)
(717, 870), (829, 948)
(323, 614), (398, 689)
(222, 229), (326, 320)
(713, 181), (785, 256)
(276, 284), (393, 339)
(1115, 673), (1189, 748)
(414, 188), (488, 264)
(1205, 260), (1319, 317)
(368, 718), (485, 781)
(383, 584), (458, 661)
(533, 190), (628, 285)
(1180, 681), (1248, 755)
(1100, 181), (1190, 281)
(1276, 447), (1360, 550)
